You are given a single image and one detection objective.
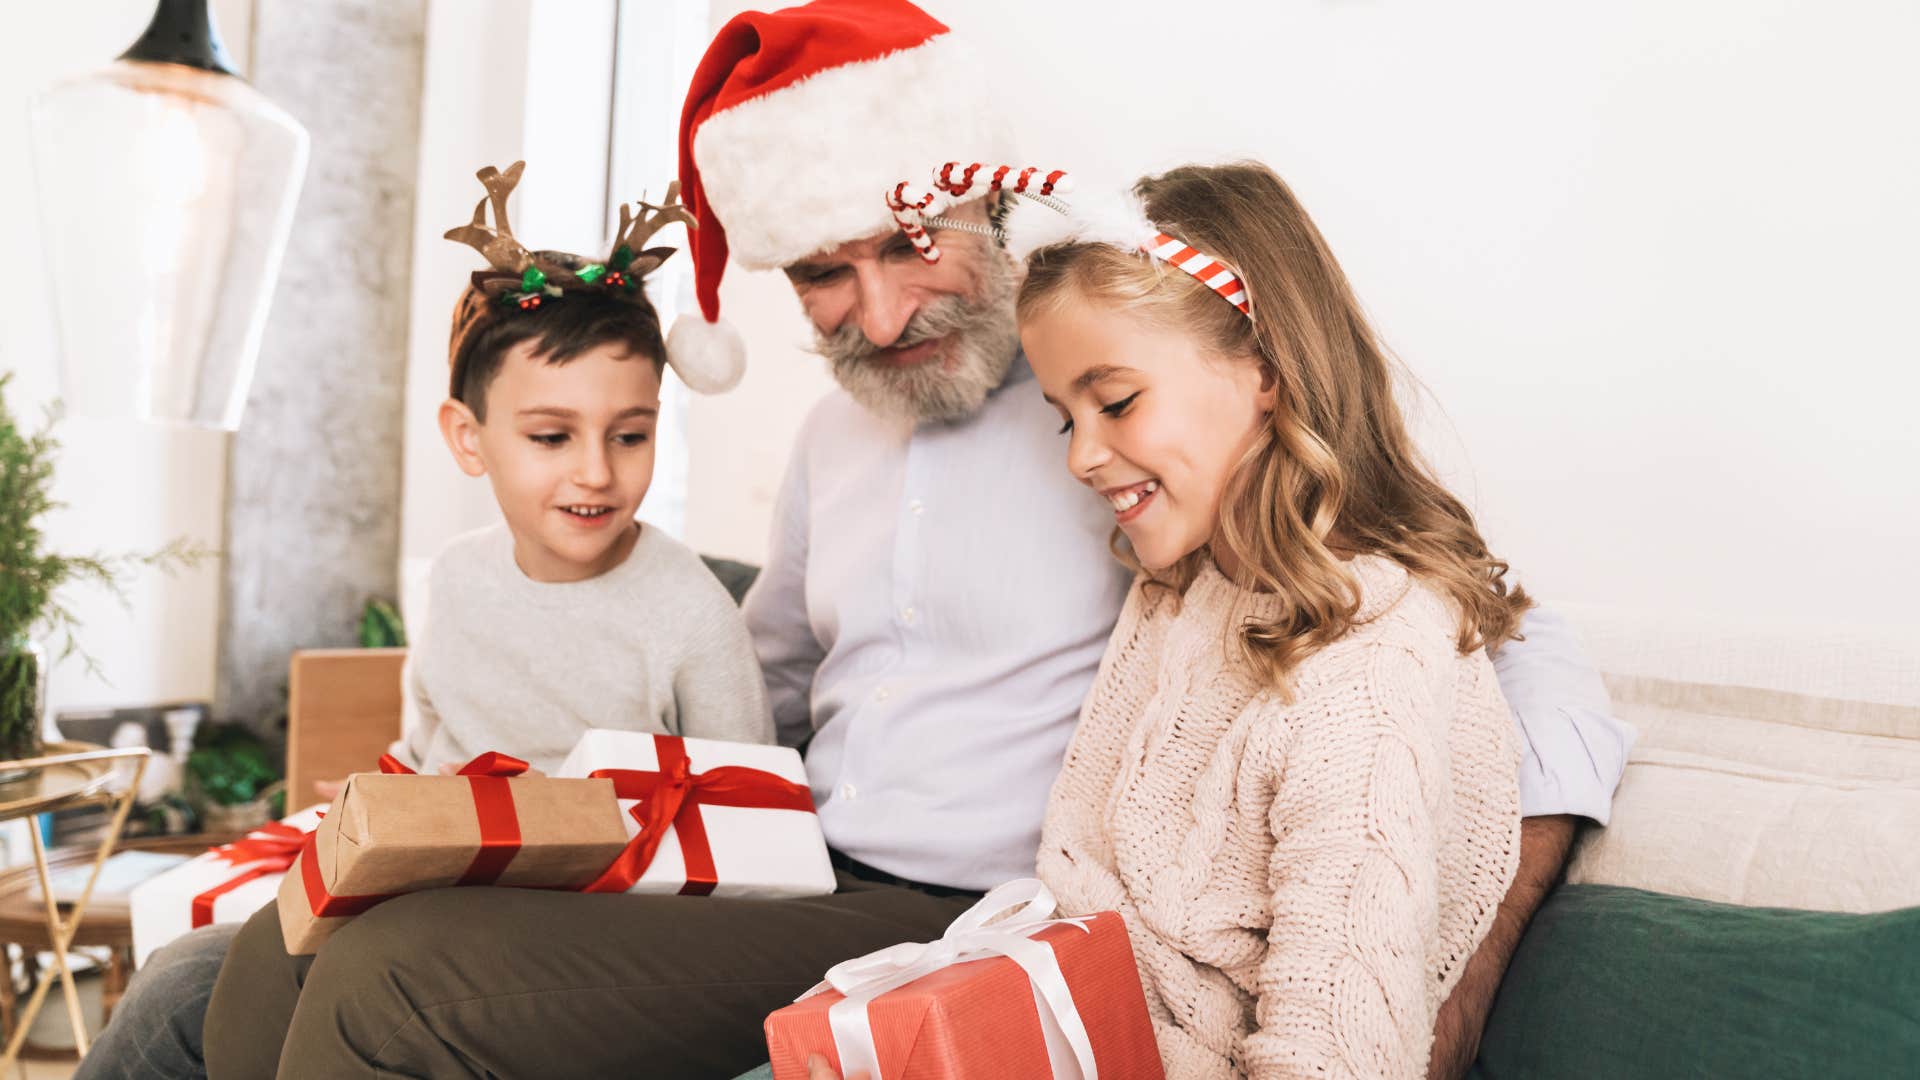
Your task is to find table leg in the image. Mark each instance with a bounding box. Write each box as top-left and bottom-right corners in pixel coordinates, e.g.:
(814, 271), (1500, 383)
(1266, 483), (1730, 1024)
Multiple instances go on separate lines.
(0, 756), (145, 1068)
(34, 827), (89, 1053)
(102, 945), (129, 1024)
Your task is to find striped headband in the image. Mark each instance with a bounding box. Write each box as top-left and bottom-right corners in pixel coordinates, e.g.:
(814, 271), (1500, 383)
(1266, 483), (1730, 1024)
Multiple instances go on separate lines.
(886, 163), (1253, 319)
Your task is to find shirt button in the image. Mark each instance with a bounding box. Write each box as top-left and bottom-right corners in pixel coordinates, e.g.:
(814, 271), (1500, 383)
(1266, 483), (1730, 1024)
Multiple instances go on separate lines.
(873, 685), (890, 702)
(908, 498), (925, 515)
(900, 606), (916, 625)
(839, 783), (858, 800)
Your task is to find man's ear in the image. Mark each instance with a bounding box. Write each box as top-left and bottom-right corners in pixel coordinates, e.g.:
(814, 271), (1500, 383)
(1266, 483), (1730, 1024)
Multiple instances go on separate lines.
(439, 398), (489, 478)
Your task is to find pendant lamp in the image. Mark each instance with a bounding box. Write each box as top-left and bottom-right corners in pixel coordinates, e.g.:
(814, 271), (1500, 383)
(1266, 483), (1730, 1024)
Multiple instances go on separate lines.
(29, 0), (310, 430)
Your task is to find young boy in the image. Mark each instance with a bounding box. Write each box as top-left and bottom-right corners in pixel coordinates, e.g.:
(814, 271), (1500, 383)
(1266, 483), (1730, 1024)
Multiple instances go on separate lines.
(392, 162), (771, 772)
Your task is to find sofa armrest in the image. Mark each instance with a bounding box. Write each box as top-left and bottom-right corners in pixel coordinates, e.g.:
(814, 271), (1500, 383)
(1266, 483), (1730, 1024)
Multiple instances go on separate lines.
(287, 648), (406, 808)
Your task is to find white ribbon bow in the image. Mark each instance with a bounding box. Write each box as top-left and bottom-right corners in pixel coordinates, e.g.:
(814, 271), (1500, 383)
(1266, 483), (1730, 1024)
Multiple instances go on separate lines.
(801, 878), (1100, 1080)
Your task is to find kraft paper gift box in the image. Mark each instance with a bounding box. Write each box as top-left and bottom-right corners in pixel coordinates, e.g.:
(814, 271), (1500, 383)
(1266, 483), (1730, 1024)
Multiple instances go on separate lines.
(555, 730), (835, 897)
(277, 753), (628, 954)
(764, 880), (1163, 1080)
(129, 804), (327, 968)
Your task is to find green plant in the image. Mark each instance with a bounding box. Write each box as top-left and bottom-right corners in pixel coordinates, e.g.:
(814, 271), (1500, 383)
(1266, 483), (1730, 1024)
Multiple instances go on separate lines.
(358, 597), (406, 648)
(185, 720), (279, 806)
(0, 372), (204, 757)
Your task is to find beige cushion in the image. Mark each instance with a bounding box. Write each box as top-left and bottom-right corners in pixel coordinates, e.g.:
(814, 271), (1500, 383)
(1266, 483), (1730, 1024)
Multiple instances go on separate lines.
(1559, 605), (1920, 913)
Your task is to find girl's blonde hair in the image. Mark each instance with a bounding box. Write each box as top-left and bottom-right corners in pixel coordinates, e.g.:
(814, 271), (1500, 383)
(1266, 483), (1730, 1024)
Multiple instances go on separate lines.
(1017, 161), (1530, 692)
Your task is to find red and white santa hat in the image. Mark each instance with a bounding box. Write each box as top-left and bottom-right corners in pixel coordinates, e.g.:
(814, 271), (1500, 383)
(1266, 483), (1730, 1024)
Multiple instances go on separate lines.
(666, 0), (1012, 392)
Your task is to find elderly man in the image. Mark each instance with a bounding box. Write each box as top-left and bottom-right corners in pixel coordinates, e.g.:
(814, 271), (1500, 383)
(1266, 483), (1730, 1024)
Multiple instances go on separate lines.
(82, 2), (1629, 1078)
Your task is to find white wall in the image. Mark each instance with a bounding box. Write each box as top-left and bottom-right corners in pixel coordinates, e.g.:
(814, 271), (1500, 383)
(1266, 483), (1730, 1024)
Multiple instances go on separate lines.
(1, 0), (252, 716)
(685, 0), (1920, 631)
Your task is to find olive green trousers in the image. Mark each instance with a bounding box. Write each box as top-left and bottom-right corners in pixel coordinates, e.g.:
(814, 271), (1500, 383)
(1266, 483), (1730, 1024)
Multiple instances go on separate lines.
(204, 870), (976, 1079)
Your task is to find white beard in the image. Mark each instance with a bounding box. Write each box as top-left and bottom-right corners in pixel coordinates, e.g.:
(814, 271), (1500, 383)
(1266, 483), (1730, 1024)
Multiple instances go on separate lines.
(812, 251), (1020, 425)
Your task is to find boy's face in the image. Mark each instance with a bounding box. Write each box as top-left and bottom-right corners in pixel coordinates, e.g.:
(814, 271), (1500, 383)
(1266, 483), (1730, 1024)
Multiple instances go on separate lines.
(439, 340), (661, 582)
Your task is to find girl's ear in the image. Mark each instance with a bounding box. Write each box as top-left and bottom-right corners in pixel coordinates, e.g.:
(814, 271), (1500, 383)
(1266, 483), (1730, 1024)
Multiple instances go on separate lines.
(439, 398), (489, 478)
(1254, 361), (1279, 413)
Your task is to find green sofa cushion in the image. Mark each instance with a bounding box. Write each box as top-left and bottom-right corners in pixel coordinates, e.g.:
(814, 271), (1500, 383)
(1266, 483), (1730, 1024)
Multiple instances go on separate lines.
(1469, 884), (1920, 1080)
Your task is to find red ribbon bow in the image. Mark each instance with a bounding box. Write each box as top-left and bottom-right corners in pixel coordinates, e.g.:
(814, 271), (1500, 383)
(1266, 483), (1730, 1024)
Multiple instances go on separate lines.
(583, 735), (816, 895)
(190, 821), (314, 928)
(299, 751), (533, 918)
(210, 820), (309, 868)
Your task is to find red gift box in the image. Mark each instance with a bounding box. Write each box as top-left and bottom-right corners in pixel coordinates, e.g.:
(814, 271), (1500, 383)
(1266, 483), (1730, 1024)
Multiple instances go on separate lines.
(765, 881), (1163, 1080)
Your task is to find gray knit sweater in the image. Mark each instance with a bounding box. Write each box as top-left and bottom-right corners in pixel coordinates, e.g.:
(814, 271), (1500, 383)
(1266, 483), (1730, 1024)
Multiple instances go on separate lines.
(395, 523), (773, 773)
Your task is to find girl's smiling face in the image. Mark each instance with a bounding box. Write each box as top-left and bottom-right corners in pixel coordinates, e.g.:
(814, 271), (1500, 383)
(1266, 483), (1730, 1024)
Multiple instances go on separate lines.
(1021, 289), (1274, 572)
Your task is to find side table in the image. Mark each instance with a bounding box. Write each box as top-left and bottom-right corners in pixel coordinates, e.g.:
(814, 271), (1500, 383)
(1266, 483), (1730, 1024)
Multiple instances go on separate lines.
(0, 744), (148, 1070)
(0, 832), (241, 1060)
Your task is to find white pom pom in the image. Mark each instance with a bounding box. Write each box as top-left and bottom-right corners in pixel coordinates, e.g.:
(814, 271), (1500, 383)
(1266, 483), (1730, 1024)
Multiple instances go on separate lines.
(666, 314), (747, 394)
(1001, 182), (1157, 262)
(1001, 193), (1080, 261)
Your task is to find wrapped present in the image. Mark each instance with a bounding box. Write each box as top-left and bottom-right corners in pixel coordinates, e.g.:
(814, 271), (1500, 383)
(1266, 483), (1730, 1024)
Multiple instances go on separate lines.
(277, 752), (628, 955)
(765, 880), (1163, 1080)
(129, 804), (327, 968)
(557, 730), (834, 898)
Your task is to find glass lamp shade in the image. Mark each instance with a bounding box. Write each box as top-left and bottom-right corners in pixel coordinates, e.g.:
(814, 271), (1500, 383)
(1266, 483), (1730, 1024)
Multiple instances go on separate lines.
(29, 59), (309, 430)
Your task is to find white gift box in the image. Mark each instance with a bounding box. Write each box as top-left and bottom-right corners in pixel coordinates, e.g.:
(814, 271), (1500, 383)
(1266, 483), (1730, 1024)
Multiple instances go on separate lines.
(129, 804), (327, 968)
(555, 730), (835, 898)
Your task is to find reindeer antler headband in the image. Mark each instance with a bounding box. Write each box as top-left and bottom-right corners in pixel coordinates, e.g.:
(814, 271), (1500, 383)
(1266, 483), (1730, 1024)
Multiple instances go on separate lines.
(442, 162), (738, 395)
(446, 161), (694, 311)
(886, 162), (1253, 318)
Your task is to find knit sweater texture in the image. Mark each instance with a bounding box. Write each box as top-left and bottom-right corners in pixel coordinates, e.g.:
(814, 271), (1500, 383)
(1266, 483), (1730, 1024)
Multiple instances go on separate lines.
(397, 523), (773, 773)
(1037, 556), (1521, 1078)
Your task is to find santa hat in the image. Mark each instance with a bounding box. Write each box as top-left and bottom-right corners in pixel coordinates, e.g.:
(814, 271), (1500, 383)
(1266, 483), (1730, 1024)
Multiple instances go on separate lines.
(667, 0), (1013, 389)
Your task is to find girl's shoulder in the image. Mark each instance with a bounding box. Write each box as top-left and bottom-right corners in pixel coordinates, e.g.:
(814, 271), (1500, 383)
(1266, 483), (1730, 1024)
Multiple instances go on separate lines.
(1255, 557), (1470, 714)
(1343, 554), (1465, 655)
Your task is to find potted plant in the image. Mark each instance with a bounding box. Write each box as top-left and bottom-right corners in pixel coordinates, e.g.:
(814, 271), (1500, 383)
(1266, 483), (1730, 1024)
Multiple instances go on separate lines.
(184, 720), (284, 830)
(0, 373), (200, 772)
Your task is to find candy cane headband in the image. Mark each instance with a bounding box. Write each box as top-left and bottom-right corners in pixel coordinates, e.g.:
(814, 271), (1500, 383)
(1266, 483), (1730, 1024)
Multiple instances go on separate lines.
(887, 162), (1253, 318)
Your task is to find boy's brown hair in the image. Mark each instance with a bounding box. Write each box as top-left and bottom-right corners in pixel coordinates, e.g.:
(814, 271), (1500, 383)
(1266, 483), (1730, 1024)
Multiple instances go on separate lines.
(447, 278), (667, 422)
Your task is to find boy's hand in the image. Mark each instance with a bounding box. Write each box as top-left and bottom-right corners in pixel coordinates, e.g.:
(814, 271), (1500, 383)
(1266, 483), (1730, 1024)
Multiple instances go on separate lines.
(807, 1054), (865, 1080)
(314, 778), (347, 801)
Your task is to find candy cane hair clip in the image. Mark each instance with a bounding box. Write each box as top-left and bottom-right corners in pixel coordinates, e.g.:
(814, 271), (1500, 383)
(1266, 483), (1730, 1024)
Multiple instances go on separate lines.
(887, 161), (1253, 319)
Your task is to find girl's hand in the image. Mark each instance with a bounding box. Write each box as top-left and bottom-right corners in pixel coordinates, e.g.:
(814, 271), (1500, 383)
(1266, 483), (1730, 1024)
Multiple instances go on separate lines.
(313, 778), (347, 800)
(807, 1053), (868, 1080)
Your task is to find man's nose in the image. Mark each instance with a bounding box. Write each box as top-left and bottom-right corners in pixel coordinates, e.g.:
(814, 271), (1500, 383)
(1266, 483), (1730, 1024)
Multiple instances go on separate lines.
(851, 263), (918, 349)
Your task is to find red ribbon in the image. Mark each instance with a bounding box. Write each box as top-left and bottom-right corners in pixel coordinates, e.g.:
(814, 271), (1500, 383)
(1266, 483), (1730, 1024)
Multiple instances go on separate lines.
(209, 820), (308, 867)
(189, 821), (313, 928)
(298, 834), (399, 917)
(300, 751), (532, 917)
(376, 751), (529, 885)
(583, 735), (816, 895)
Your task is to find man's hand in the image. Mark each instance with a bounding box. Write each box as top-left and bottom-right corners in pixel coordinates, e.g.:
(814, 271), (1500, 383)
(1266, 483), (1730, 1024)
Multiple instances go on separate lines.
(1427, 814), (1577, 1080)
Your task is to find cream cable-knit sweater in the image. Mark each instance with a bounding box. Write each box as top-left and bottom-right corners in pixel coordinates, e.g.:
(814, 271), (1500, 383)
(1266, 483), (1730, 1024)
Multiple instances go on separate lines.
(1038, 556), (1521, 1078)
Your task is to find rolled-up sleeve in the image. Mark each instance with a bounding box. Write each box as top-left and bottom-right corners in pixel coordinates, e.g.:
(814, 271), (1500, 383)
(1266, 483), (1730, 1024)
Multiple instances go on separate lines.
(1490, 605), (1637, 824)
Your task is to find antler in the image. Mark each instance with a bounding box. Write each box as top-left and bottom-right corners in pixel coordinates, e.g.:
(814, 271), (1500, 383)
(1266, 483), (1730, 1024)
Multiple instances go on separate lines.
(444, 162), (532, 271)
(614, 181), (696, 253)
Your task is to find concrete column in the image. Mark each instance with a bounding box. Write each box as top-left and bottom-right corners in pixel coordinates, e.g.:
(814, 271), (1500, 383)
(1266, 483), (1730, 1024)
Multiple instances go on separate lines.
(216, 0), (426, 728)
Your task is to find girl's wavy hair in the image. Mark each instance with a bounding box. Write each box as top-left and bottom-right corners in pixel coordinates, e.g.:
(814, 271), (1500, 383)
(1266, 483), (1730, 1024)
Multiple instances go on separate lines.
(1017, 161), (1531, 693)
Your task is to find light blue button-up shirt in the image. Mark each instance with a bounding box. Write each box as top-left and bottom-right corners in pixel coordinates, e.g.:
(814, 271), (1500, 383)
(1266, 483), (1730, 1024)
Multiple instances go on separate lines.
(743, 354), (1633, 891)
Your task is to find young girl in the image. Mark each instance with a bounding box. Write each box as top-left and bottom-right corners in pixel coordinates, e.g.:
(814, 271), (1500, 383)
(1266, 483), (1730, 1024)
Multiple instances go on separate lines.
(1018, 162), (1526, 1078)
